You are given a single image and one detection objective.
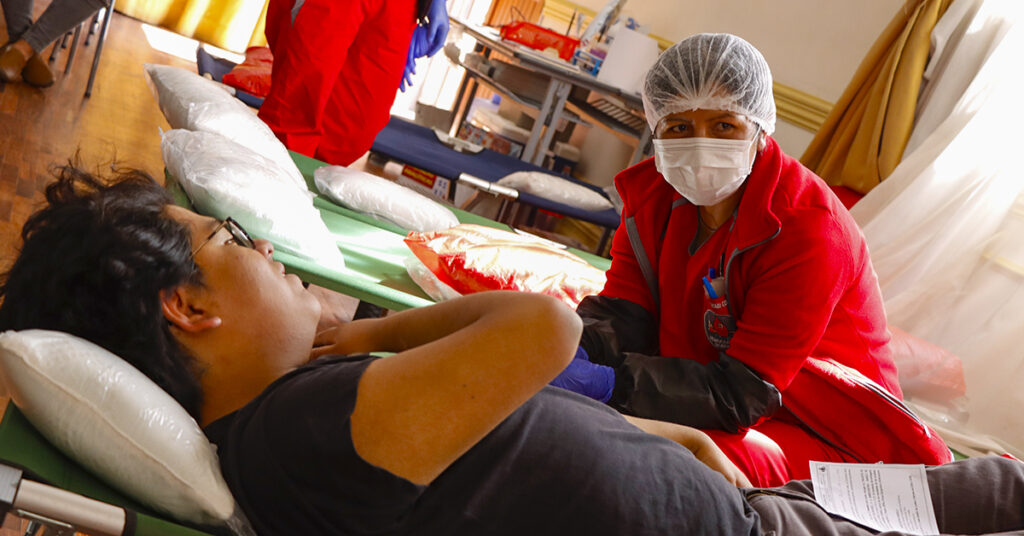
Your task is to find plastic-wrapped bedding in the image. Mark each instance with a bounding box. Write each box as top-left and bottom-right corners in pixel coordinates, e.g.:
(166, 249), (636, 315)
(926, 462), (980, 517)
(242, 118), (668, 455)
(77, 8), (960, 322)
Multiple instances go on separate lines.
(161, 129), (345, 269)
(0, 330), (253, 534)
(314, 165), (458, 232)
(496, 171), (614, 212)
(404, 224), (606, 308)
(144, 63), (307, 193)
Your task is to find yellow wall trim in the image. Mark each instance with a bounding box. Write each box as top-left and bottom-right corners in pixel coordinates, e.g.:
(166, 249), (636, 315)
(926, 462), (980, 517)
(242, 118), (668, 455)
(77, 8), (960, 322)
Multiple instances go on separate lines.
(773, 83), (832, 133)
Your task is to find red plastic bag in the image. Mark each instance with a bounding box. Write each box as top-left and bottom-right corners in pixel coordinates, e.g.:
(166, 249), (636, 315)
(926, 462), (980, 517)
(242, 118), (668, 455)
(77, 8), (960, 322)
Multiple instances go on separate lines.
(404, 224), (606, 308)
(222, 46), (274, 98)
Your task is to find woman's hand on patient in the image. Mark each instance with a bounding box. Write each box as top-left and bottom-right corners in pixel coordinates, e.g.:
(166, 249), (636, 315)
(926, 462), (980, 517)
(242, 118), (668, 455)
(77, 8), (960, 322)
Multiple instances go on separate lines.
(623, 416), (752, 488)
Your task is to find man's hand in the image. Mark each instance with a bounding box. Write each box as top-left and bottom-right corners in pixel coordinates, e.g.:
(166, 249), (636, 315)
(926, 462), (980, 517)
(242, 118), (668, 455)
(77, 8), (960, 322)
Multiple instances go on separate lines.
(311, 317), (384, 360)
(623, 416), (752, 488)
(306, 284), (359, 332)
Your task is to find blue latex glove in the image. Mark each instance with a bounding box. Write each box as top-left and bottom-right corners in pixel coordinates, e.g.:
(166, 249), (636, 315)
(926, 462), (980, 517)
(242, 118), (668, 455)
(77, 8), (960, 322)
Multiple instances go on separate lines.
(419, 0), (449, 57)
(549, 347), (615, 403)
(401, 0), (449, 92)
(400, 40), (418, 92)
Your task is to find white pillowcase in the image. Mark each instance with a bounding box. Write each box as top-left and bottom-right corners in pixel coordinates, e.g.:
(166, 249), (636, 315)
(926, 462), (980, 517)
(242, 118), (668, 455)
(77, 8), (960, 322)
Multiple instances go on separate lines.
(0, 330), (239, 527)
(496, 171), (614, 212)
(144, 63), (307, 193)
(162, 129), (345, 269)
(314, 165), (459, 232)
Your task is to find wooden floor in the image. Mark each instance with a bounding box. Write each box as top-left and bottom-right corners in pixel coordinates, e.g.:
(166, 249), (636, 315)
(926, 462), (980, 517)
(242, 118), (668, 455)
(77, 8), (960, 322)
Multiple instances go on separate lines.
(0, 5), (198, 533)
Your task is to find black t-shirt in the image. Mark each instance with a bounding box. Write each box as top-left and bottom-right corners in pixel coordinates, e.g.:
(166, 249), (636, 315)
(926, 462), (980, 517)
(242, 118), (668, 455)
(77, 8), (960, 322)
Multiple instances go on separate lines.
(205, 355), (761, 535)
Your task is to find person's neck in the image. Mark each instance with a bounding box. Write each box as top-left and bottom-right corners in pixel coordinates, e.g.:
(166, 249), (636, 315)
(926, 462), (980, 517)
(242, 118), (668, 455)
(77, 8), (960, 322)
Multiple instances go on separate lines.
(697, 184), (746, 232)
(194, 344), (301, 427)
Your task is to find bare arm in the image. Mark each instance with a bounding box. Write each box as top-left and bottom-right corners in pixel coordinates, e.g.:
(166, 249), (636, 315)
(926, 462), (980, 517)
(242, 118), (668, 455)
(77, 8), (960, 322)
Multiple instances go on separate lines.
(623, 415), (752, 488)
(312, 291), (581, 485)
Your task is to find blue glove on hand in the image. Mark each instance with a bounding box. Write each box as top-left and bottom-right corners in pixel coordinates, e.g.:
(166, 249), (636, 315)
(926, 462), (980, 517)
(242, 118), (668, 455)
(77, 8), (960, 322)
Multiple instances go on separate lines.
(400, 39), (418, 92)
(549, 347), (615, 403)
(401, 0), (449, 91)
(420, 0), (449, 57)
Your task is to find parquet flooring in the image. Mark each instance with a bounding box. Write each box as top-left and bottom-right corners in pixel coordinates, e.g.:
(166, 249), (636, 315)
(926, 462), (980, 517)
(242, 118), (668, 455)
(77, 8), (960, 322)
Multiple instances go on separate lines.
(0, 5), (198, 533)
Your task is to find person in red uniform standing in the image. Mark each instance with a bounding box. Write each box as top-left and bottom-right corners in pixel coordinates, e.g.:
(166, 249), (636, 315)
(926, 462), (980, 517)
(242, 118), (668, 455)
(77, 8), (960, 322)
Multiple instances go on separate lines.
(258, 0), (448, 166)
(551, 33), (951, 487)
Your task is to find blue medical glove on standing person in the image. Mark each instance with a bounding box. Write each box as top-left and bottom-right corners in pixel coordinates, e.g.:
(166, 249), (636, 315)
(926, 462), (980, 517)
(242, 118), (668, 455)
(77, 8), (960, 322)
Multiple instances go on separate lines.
(401, 0), (450, 91)
(550, 347), (615, 403)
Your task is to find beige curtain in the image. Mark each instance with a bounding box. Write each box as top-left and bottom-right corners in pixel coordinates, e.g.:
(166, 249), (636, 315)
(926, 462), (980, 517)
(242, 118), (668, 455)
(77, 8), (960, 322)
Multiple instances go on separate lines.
(800, 0), (953, 194)
(117, 0), (269, 53)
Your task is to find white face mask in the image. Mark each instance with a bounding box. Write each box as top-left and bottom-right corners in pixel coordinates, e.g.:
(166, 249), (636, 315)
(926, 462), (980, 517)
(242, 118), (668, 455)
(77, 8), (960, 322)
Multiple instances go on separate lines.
(652, 137), (758, 206)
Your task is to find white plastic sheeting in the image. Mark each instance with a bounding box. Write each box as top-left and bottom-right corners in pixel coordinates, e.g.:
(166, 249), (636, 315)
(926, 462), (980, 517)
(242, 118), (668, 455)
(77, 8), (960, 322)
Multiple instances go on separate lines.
(851, 0), (1024, 456)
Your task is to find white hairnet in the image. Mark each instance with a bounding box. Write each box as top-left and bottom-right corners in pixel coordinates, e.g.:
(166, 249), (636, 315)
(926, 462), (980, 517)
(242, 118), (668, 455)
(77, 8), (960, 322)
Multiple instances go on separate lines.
(642, 33), (776, 135)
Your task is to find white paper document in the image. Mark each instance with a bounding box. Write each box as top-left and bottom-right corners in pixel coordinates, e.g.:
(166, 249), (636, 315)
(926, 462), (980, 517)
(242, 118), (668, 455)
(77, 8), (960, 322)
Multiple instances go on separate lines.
(809, 462), (939, 535)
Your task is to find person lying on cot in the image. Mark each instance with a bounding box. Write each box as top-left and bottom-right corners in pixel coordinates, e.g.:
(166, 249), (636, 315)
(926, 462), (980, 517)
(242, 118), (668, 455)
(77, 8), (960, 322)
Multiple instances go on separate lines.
(550, 33), (951, 487)
(1, 167), (1022, 535)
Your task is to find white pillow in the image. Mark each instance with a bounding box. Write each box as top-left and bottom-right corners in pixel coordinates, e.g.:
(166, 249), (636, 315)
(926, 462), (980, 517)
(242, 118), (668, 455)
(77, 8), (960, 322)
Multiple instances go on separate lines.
(496, 171), (614, 212)
(144, 64), (307, 193)
(0, 330), (239, 527)
(314, 165), (459, 232)
(162, 129), (345, 269)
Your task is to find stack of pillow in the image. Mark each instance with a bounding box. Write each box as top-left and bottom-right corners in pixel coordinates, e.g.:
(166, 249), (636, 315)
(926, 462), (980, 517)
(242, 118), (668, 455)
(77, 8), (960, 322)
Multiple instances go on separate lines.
(146, 64), (344, 269)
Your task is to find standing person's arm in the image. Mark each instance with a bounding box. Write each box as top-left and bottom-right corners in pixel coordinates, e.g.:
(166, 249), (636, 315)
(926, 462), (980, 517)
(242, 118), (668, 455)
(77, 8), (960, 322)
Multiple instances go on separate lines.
(312, 291), (581, 485)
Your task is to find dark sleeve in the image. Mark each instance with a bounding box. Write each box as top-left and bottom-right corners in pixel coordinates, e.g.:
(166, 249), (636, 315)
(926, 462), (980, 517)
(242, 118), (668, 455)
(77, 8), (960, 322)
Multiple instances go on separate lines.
(609, 351), (782, 432)
(576, 295), (659, 365)
(576, 296), (781, 432)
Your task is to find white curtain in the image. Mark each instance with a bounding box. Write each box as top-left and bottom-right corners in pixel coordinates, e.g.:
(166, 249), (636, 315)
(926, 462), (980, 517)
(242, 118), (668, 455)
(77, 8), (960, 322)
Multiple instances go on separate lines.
(851, 0), (1024, 457)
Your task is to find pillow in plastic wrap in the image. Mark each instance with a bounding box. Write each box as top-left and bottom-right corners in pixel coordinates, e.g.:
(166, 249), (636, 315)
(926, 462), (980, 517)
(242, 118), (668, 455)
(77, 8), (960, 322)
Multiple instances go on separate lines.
(144, 63), (307, 193)
(496, 171), (613, 212)
(404, 224), (606, 308)
(314, 166), (458, 232)
(162, 129), (344, 270)
(0, 330), (250, 532)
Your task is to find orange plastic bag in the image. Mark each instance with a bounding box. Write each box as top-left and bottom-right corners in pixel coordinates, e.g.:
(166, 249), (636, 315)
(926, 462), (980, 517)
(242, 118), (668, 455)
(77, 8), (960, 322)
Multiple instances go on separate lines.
(405, 224), (605, 308)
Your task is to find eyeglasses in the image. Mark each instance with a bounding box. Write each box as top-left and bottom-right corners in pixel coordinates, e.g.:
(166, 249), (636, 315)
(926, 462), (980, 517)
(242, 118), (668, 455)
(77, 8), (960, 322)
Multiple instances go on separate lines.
(191, 217), (255, 257)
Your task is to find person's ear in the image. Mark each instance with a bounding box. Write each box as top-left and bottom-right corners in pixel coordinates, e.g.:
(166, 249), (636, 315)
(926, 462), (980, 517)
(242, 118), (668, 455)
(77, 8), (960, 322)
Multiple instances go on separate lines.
(757, 130), (768, 152)
(160, 286), (222, 333)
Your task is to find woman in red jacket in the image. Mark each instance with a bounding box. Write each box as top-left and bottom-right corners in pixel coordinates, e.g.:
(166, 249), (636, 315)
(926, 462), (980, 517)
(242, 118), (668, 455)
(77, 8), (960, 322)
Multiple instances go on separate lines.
(556, 33), (950, 487)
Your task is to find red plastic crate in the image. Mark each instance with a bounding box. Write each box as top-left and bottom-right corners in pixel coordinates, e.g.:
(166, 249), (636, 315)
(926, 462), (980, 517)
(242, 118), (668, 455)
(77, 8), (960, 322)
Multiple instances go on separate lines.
(500, 21), (580, 62)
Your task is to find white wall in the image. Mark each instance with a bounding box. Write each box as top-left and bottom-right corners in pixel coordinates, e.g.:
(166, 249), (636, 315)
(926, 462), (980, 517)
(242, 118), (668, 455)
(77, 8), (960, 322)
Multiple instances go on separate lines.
(572, 0), (904, 154)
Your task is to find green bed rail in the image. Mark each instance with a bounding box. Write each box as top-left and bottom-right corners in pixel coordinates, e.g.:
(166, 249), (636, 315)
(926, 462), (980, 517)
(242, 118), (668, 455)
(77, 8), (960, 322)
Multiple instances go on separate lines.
(0, 405), (217, 536)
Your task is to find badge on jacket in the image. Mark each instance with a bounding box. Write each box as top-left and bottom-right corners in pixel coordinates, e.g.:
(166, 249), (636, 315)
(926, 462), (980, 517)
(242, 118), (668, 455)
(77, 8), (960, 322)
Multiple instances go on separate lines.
(702, 268), (736, 349)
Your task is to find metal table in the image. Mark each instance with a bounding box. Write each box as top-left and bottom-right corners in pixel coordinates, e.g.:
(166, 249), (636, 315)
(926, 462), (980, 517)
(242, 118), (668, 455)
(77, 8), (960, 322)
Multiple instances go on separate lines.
(449, 17), (651, 167)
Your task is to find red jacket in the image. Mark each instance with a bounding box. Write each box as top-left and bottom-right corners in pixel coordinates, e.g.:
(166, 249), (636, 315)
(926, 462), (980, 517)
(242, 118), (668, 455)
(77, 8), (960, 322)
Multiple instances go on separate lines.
(580, 137), (949, 468)
(605, 137), (897, 394)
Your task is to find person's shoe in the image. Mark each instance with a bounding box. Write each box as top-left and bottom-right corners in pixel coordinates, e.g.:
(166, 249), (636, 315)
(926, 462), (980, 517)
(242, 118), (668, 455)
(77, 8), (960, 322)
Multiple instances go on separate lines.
(22, 52), (54, 88)
(0, 43), (27, 83)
